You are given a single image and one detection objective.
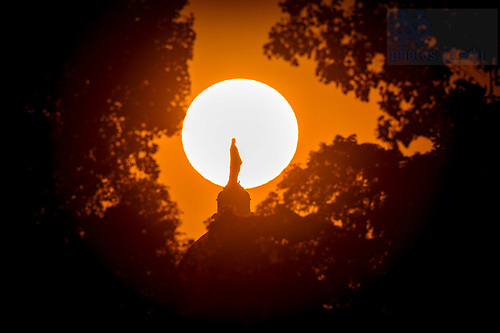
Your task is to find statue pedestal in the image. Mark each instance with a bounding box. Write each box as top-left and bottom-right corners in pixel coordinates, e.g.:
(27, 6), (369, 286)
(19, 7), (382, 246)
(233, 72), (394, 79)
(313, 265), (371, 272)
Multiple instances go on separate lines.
(216, 183), (251, 216)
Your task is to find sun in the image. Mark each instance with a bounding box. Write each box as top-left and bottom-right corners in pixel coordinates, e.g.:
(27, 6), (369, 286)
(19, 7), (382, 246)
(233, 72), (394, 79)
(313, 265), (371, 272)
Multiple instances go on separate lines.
(182, 79), (299, 189)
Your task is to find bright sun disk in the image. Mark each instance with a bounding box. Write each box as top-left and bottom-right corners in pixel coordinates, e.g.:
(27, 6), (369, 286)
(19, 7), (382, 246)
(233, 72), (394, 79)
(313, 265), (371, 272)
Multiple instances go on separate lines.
(182, 78), (298, 189)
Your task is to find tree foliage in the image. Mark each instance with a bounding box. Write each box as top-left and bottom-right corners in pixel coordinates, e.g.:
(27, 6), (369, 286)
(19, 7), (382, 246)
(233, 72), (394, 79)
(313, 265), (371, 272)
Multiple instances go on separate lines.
(45, 0), (195, 216)
(272, 135), (402, 238)
(264, 0), (498, 149)
(258, 0), (498, 321)
(255, 134), (447, 288)
(23, 0), (195, 312)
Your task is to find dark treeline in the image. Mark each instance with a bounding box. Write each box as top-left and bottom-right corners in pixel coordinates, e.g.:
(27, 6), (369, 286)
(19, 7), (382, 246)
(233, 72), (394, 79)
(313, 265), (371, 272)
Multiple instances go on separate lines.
(18, 0), (194, 327)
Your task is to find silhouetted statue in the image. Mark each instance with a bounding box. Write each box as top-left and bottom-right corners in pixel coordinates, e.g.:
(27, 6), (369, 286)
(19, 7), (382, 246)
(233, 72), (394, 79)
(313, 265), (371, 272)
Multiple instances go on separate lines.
(228, 138), (243, 186)
(215, 138), (250, 216)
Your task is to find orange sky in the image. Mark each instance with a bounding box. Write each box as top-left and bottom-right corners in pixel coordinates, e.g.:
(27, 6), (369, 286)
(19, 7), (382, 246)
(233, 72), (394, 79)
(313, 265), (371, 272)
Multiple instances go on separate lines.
(157, 0), (431, 241)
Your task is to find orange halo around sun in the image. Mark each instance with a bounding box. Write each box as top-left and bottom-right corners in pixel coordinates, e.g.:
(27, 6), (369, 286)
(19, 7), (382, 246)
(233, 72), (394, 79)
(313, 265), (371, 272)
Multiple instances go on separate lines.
(181, 78), (299, 189)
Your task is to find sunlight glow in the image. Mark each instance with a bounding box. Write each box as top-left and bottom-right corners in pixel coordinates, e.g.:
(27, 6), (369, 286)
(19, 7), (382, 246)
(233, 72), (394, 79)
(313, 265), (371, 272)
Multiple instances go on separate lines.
(182, 79), (298, 188)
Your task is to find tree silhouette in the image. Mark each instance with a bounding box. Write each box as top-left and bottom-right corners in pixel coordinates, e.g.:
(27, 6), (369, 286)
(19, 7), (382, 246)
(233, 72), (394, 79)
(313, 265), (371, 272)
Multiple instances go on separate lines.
(21, 0), (195, 322)
(259, 134), (453, 240)
(267, 135), (403, 238)
(82, 179), (184, 307)
(264, 0), (498, 150)
(259, 0), (499, 323)
(44, 0), (194, 215)
(251, 134), (449, 315)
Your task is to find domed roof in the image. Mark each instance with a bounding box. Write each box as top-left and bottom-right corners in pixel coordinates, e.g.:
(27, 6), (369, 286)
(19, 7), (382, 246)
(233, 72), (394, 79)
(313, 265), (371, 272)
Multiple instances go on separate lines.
(217, 183), (250, 216)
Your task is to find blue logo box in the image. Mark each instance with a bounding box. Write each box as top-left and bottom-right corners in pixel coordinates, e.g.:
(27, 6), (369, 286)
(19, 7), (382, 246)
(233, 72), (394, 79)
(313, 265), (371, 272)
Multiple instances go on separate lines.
(387, 9), (498, 65)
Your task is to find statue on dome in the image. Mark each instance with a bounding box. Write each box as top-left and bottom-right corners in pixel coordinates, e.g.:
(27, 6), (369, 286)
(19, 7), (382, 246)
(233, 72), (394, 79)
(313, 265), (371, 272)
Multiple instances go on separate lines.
(217, 138), (250, 216)
(228, 137), (242, 186)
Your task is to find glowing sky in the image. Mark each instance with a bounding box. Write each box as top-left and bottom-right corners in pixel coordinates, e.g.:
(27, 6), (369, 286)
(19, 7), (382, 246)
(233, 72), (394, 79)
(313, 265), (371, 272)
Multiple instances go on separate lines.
(157, 0), (431, 241)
